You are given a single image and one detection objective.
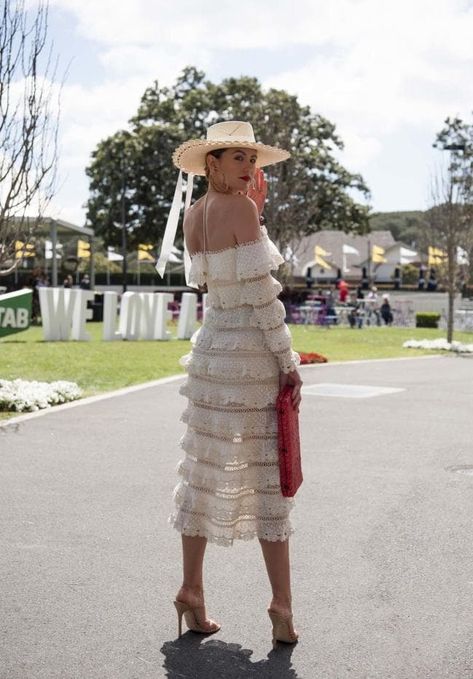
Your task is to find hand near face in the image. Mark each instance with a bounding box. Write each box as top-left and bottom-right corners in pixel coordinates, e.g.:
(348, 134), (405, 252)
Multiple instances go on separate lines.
(247, 168), (267, 216)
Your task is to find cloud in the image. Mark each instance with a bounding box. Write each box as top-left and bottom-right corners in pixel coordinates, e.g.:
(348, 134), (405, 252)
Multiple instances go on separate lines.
(44, 0), (473, 220)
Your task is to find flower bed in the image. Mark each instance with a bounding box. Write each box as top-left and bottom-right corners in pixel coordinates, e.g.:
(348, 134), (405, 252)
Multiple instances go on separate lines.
(0, 379), (83, 412)
(298, 351), (328, 364)
(403, 338), (473, 354)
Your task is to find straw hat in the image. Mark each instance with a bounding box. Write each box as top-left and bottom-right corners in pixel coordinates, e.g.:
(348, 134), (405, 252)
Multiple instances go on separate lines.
(172, 120), (290, 176)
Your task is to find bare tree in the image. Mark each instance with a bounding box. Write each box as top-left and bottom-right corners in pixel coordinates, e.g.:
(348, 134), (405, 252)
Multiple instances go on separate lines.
(0, 0), (60, 276)
(427, 156), (473, 342)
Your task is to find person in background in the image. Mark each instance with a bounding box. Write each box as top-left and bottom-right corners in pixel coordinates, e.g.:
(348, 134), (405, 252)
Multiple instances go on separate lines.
(380, 294), (393, 325)
(63, 275), (73, 288)
(338, 278), (348, 303)
(325, 286), (338, 325)
(393, 268), (401, 290)
(305, 266), (314, 289)
(80, 274), (90, 290)
(347, 291), (363, 328)
(418, 265), (426, 291)
(427, 268), (437, 292)
(366, 286), (380, 326)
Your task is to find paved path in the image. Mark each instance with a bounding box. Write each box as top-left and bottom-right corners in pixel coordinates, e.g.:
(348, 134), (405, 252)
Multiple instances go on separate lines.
(1, 355), (473, 679)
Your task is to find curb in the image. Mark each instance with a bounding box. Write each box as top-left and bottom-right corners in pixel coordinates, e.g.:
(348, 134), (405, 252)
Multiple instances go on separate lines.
(0, 374), (185, 430)
(0, 354), (443, 430)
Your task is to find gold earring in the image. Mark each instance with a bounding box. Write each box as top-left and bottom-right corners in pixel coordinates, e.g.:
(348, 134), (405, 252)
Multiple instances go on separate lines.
(210, 167), (230, 193)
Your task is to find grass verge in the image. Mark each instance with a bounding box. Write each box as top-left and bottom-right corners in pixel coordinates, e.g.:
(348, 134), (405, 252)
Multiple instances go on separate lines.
(0, 322), (471, 420)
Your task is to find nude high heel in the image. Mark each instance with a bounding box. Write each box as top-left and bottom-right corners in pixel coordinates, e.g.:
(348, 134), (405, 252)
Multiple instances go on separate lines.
(173, 600), (221, 638)
(268, 609), (299, 647)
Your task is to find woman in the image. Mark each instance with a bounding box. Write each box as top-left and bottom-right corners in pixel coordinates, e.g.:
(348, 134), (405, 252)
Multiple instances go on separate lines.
(167, 121), (303, 646)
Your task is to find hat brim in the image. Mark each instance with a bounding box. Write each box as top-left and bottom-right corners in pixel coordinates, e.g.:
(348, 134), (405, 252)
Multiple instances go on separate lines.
(172, 139), (290, 176)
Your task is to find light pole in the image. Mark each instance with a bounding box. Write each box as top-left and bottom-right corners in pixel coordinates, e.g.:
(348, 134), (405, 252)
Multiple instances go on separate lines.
(120, 157), (128, 293)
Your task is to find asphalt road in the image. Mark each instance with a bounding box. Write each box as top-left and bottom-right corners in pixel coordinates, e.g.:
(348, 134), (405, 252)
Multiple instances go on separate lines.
(1, 355), (473, 679)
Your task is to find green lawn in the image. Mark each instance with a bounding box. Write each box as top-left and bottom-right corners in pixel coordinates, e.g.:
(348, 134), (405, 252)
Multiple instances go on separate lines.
(1, 322), (471, 412)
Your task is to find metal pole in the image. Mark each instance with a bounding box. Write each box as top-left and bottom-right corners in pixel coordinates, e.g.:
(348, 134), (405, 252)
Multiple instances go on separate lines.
(51, 221), (58, 286)
(121, 160), (127, 293)
(367, 239), (371, 282)
(89, 238), (95, 289)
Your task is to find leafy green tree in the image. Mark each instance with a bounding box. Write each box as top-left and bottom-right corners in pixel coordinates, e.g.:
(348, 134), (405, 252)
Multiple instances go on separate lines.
(86, 66), (371, 267)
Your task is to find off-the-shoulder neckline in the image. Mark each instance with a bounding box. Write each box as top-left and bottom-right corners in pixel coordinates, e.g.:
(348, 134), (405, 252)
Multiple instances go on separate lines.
(189, 226), (267, 258)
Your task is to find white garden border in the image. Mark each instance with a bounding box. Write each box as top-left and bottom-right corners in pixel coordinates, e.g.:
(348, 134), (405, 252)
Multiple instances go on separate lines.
(0, 378), (82, 412)
(403, 338), (473, 353)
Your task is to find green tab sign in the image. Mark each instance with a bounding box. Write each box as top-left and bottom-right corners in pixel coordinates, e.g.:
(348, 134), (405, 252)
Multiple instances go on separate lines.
(0, 289), (32, 337)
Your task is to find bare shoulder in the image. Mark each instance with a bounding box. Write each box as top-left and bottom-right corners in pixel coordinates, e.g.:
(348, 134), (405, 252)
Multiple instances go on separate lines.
(223, 194), (260, 244)
(206, 193), (260, 241)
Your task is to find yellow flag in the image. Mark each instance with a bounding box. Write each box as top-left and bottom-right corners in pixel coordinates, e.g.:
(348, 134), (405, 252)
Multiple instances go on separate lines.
(428, 246), (446, 266)
(315, 255), (332, 270)
(15, 240), (35, 258)
(372, 245), (386, 263)
(314, 245), (331, 269)
(77, 239), (91, 258)
(138, 243), (154, 262)
(315, 245), (330, 257)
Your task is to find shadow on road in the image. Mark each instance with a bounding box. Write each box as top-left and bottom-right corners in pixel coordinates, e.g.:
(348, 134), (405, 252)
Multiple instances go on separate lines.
(161, 635), (301, 678)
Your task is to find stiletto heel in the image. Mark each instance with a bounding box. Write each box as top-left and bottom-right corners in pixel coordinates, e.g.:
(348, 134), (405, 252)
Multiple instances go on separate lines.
(174, 600), (186, 638)
(173, 599), (221, 638)
(268, 609), (299, 645)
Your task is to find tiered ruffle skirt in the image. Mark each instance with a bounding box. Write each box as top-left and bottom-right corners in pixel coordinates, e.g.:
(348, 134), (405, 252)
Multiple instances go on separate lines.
(169, 306), (295, 547)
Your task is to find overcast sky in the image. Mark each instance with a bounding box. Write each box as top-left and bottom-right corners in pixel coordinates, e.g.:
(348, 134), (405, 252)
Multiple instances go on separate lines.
(37, 0), (473, 225)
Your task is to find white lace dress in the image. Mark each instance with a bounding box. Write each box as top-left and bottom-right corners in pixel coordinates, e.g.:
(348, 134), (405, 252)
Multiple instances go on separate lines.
(169, 225), (301, 547)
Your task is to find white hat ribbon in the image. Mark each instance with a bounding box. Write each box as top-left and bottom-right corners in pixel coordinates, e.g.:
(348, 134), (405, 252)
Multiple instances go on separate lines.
(155, 171), (194, 285)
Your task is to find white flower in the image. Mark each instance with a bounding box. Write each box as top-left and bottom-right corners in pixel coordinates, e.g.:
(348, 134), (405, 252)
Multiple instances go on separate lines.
(403, 339), (473, 353)
(0, 379), (83, 413)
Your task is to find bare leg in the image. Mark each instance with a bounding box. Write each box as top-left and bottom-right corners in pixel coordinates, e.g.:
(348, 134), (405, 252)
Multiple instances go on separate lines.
(175, 535), (219, 630)
(259, 537), (298, 640)
(258, 538), (293, 616)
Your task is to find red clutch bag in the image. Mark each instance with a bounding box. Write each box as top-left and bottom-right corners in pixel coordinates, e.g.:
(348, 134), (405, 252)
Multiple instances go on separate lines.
(275, 385), (303, 497)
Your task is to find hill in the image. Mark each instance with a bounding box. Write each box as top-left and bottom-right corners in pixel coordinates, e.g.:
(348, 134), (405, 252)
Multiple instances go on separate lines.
(368, 210), (428, 247)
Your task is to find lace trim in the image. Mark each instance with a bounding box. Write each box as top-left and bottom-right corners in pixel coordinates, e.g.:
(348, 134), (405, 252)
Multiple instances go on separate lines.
(210, 325), (265, 333)
(192, 346), (272, 356)
(188, 425), (277, 442)
(273, 346), (292, 354)
(190, 230), (265, 257)
(180, 378), (280, 410)
(175, 507), (291, 525)
(180, 351), (279, 381)
(180, 429), (279, 460)
(184, 373), (278, 386)
(189, 399), (275, 413)
(182, 453), (278, 471)
(254, 298), (277, 309)
(169, 517), (295, 547)
(205, 272), (271, 288)
(182, 480), (282, 499)
(246, 273), (271, 283)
